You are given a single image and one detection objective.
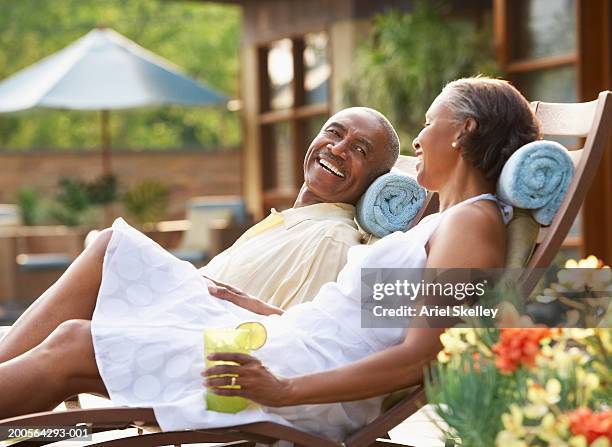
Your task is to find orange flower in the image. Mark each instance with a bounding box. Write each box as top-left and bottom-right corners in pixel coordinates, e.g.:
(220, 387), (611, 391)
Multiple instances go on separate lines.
(492, 328), (551, 374)
(460, 351), (483, 373)
(568, 407), (612, 443)
(472, 351), (481, 373)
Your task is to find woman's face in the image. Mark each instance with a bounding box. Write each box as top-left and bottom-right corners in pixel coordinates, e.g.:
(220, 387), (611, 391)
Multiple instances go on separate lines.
(413, 91), (464, 191)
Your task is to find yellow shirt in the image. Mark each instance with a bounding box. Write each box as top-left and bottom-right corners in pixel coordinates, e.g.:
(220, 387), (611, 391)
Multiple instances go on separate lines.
(200, 203), (361, 309)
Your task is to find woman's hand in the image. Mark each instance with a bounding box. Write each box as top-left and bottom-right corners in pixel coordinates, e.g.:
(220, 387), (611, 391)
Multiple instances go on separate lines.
(202, 353), (294, 407)
(205, 278), (283, 316)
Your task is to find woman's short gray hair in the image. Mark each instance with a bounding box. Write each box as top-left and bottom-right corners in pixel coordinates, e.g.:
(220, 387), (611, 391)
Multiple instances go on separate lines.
(441, 76), (541, 181)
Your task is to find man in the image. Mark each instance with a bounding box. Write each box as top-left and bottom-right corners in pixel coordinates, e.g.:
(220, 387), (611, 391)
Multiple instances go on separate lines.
(201, 107), (400, 309)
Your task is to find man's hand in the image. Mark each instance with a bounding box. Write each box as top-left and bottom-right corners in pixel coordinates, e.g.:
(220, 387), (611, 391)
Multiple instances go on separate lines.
(202, 353), (295, 407)
(205, 277), (283, 316)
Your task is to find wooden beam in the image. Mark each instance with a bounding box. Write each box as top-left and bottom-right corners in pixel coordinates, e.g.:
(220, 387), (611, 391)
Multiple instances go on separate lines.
(258, 103), (328, 124)
(505, 54), (577, 74)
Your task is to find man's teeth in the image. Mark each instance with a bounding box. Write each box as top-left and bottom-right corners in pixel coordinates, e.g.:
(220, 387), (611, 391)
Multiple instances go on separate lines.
(319, 159), (345, 178)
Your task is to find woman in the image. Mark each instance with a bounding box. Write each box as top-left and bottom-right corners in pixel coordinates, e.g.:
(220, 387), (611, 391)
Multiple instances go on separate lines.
(0, 77), (540, 441)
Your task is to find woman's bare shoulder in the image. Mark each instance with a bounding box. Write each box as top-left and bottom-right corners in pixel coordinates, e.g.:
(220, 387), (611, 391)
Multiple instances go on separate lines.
(447, 199), (505, 231)
(427, 201), (506, 268)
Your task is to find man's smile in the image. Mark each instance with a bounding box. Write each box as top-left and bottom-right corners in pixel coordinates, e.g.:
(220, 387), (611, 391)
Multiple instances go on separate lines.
(317, 156), (345, 179)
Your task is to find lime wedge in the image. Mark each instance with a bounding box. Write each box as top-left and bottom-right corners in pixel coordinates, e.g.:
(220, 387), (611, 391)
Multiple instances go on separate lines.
(235, 321), (267, 350)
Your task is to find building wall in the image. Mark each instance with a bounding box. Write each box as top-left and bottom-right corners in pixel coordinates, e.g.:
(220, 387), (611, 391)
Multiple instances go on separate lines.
(0, 150), (242, 220)
(234, 0), (491, 217)
(238, 0), (375, 218)
(241, 0), (354, 44)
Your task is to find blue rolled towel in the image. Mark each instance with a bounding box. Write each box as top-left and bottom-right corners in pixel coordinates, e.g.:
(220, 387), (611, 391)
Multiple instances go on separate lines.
(356, 170), (427, 237)
(497, 140), (574, 226)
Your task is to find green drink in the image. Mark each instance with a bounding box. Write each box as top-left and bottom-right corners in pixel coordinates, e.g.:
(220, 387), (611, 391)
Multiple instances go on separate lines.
(204, 327), (250, 413)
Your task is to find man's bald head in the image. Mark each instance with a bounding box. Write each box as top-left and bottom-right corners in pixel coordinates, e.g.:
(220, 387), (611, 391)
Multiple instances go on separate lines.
(333, 107), (400, 176)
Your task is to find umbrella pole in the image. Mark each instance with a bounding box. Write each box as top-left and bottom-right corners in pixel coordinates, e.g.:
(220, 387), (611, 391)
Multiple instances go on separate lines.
(101, 109), (111, 176)
(218, 105), (226, 148)
(100, 109), (113, 226)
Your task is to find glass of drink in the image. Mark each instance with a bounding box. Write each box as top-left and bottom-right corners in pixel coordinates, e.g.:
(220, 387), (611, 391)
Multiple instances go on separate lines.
(204, 321), (267, 413)
(204, 327), (250, 413)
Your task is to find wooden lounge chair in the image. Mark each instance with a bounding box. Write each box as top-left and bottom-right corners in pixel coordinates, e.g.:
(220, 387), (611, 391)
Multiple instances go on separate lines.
(1, 91), (611, 447)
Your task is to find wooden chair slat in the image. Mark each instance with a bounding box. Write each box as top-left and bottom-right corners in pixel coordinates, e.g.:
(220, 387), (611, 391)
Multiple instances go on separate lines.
(394, 155), (418, 177)
(532, 98), (600, 137)
(520, 91), (612, 294)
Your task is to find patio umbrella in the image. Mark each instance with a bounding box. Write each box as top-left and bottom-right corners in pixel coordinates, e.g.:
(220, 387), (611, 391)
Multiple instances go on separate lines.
(0, 27), (227, 175)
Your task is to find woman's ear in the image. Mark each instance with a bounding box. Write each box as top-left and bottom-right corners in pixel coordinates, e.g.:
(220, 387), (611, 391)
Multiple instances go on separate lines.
(456, 118), (477, 144)
(464, 117), (477, 133)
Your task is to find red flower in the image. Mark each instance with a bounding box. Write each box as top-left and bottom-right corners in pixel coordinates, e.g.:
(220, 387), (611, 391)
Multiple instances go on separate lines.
(568, 407), (612, 443)
(492, 328), (551, 374)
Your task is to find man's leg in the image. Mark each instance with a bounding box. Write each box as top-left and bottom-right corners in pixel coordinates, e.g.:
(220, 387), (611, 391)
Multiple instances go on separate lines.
(0, 319), (107, 419)
(0, 230), (113, 363)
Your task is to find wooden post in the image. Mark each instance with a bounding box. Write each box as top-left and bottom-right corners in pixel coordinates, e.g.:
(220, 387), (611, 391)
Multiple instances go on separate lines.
(100, 109), (113, 225)
(240, 44), (265, 220)
(578, 0), (612, 263)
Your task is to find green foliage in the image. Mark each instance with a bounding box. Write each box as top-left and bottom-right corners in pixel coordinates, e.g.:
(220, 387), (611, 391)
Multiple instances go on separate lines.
(122, 179), (170, 224)
(43, 175), (117, 226)
(344, 1), (501, 152)
(0, 0), (241, 151)
(55, 178), (91, 213)
(427, 354), (522, 445)
(47, 205), (80, 227)
(17, 187), (39, 225)
(86, 174), (118, 205)
(49, 178), (93, 226)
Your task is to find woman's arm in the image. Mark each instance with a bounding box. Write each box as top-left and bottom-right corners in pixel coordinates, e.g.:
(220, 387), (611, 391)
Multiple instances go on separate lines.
(204, 203), (505, 406)
(204, 324), (443, 406)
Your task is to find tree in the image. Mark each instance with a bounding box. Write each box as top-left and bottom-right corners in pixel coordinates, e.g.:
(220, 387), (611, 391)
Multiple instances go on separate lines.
(0, 0), (241, 151)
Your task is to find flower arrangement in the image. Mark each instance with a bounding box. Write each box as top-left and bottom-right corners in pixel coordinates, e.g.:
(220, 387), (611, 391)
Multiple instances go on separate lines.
(425, 257), (612, 447)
